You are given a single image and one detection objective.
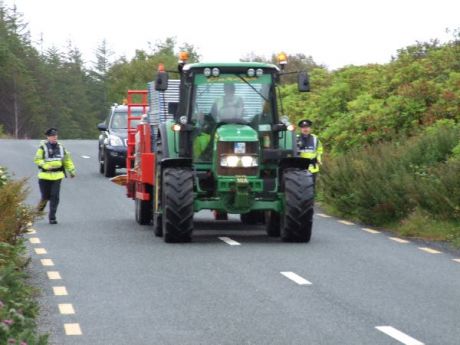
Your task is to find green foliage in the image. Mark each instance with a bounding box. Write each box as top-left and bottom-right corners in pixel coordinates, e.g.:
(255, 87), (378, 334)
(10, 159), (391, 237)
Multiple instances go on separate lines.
(320, 124), (460, 226)
(107, 37), (199, 103)
(0, 167), (47, 344)
(280, 35), (460, 156)
(396, 208), (460, 246)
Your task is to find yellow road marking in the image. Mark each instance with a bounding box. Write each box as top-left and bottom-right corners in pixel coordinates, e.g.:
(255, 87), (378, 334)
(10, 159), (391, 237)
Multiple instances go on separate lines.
(419, 247), (442, 254)
(389, 237), (410, 244)
(59, 304), (75, 315)
(317, 213), (331, 218)
(29, 237), (41, 244)
(64, 323), (82, 336)
(47, 271), (62, 280)
(35, 248), (47, 255)
(362, 228), (380, 234)
(53, 286), (68, 296)
(27, 229), (37, 234)
(338, 220), (354, 225)
(41, 259), (54, 266)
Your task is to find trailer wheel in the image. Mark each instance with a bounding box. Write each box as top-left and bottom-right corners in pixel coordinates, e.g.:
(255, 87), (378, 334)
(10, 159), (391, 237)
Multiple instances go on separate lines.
(103, 151), (116, 177)
(135, 190), (153, 225)
(281, 169), (314, 242)
(162, 168), (194, 243)
(240, 211), (265, 225)
(265, 211), (280, 237)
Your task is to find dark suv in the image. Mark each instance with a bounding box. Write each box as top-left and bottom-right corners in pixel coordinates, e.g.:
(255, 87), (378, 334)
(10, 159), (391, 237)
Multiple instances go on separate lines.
(97, 105), (144, 177)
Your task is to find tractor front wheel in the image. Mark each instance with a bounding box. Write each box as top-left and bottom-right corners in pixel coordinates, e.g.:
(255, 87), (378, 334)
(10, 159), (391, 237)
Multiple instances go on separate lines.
(281, 169), (314, 242)
(162, 168), (194, 243)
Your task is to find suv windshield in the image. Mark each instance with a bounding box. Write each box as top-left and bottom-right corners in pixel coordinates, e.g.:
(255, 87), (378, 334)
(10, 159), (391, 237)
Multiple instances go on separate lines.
(110, 110), (143, 129)
(192, 73), (273, 125)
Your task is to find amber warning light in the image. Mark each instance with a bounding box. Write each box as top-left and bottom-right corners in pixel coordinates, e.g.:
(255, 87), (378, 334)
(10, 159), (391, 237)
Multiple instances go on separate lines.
(179, 51), (189, 63)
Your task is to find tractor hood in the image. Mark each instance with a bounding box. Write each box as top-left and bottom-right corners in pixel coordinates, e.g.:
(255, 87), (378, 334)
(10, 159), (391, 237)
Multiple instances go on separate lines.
(215, 124), (258, 142)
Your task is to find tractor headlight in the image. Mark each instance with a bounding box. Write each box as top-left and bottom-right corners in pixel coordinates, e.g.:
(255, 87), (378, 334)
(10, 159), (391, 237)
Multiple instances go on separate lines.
(108, 134), (123, 146)
(220, 155), (258, 167)
(221, 155), (239, 167)
(241, 155), (257, 167)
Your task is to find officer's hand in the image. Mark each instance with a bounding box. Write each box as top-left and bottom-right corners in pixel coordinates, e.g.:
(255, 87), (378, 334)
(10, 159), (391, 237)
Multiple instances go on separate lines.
(70, 173), (76, 178)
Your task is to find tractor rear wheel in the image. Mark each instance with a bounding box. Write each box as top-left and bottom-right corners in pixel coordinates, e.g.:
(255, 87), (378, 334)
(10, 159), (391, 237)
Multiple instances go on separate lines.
(281, 169), (314, 242)
(265, 211), (280, 237)
(162, 168), (194, 243)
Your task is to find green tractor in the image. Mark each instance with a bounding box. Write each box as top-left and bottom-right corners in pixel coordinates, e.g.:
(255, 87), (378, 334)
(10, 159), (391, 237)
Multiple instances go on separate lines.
(150, 55), (314, 243)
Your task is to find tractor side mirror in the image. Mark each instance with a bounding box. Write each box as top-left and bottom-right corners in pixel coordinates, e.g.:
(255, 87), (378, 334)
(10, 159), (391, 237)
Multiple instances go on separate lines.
(155, 71), (169, 91)
(97, 122), (107, 131)
(298, 72), (310, 92)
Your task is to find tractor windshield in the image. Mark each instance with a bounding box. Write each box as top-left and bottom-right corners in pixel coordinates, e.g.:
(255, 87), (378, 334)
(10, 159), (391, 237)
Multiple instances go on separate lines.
(192, 73), (274, 126)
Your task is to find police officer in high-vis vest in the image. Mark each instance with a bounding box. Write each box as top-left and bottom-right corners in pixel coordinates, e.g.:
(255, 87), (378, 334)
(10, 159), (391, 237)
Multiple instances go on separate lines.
(297, 119), (323, 183)
(34, 128), (76, 224)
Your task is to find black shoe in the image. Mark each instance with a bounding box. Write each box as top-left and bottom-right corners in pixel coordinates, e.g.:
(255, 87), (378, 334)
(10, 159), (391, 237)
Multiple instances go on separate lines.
(49, 219), (58, 224)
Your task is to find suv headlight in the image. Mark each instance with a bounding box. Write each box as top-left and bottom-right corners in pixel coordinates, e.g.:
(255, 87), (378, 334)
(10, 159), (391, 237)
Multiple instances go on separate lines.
(108, 134), (123, 146)
(220, 155), (258, 167)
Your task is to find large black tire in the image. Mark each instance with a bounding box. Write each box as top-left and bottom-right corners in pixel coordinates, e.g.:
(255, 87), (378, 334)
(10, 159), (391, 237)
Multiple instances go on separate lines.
(153, 213), (162, 237)
(135, 192), (153, 225)
(103, 150), (116, 177)
(162, 168), (194, 243)
(265, 211), (280, 237)
(98, 149), (104, 174)
(241, 211), (265, 225)
(281, 169), (314, 242)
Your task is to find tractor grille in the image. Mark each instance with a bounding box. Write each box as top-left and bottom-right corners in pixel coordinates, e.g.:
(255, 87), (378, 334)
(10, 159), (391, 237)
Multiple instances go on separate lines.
(217, 141), (259, 176)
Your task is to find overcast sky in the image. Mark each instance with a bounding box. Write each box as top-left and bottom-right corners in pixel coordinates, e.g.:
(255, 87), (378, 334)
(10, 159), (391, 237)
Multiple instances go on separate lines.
(4, 0), (460, 70)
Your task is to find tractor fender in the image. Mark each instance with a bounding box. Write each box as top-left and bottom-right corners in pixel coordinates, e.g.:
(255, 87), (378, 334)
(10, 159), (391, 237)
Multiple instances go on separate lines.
(160, 158), (193, 169)
(278, 157), (312, 179)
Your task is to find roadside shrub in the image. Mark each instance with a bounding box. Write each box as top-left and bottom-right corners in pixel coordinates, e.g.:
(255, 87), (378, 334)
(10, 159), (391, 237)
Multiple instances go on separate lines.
(0, 166), (47, 344)
(320, 122), (460, 225)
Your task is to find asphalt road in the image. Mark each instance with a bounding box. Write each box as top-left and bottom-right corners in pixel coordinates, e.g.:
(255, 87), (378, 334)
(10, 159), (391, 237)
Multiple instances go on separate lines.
(1, 139), (460, 345)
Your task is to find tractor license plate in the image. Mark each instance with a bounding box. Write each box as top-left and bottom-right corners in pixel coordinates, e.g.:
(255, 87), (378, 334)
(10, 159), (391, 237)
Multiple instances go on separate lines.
(234, 142), (246, 154)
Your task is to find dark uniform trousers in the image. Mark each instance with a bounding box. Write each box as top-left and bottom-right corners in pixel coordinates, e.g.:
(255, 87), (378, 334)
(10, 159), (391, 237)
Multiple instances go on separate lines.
(38, 179), (62, 220)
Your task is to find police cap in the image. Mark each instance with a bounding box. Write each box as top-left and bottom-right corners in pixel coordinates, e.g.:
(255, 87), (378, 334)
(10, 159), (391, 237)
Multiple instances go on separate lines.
(298, 119), (313, 128)
(45, 128), (58, 136)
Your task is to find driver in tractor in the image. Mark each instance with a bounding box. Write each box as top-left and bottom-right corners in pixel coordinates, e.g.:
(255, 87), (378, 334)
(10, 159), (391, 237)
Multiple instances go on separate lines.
(211, 82), (244, 122)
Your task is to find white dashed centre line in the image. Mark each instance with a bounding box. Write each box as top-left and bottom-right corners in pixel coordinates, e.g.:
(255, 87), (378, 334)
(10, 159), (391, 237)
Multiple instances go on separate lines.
(218, 237), (241, 246)
(418, 247), (442, 254)
(53, 286), (68, 296)
(316, 213), (331, 218)
(29, 237), (41, 244)
(27, 229), (37, 234)
(41, 259), (54, 266)
(47, 271), (62, 280)
(281, 272), (312, 285)
(362, 227), (380, 234)
(376, 326), (424, 345)
(59, 304), (75, 315)
(389, 237), (410, 244)
(35, 248), (47, 255)
(338, 220), (354, 225)
(453, 259), (460, 263)
(81, 155), (91, 159)
(64, 323), (82, 336)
